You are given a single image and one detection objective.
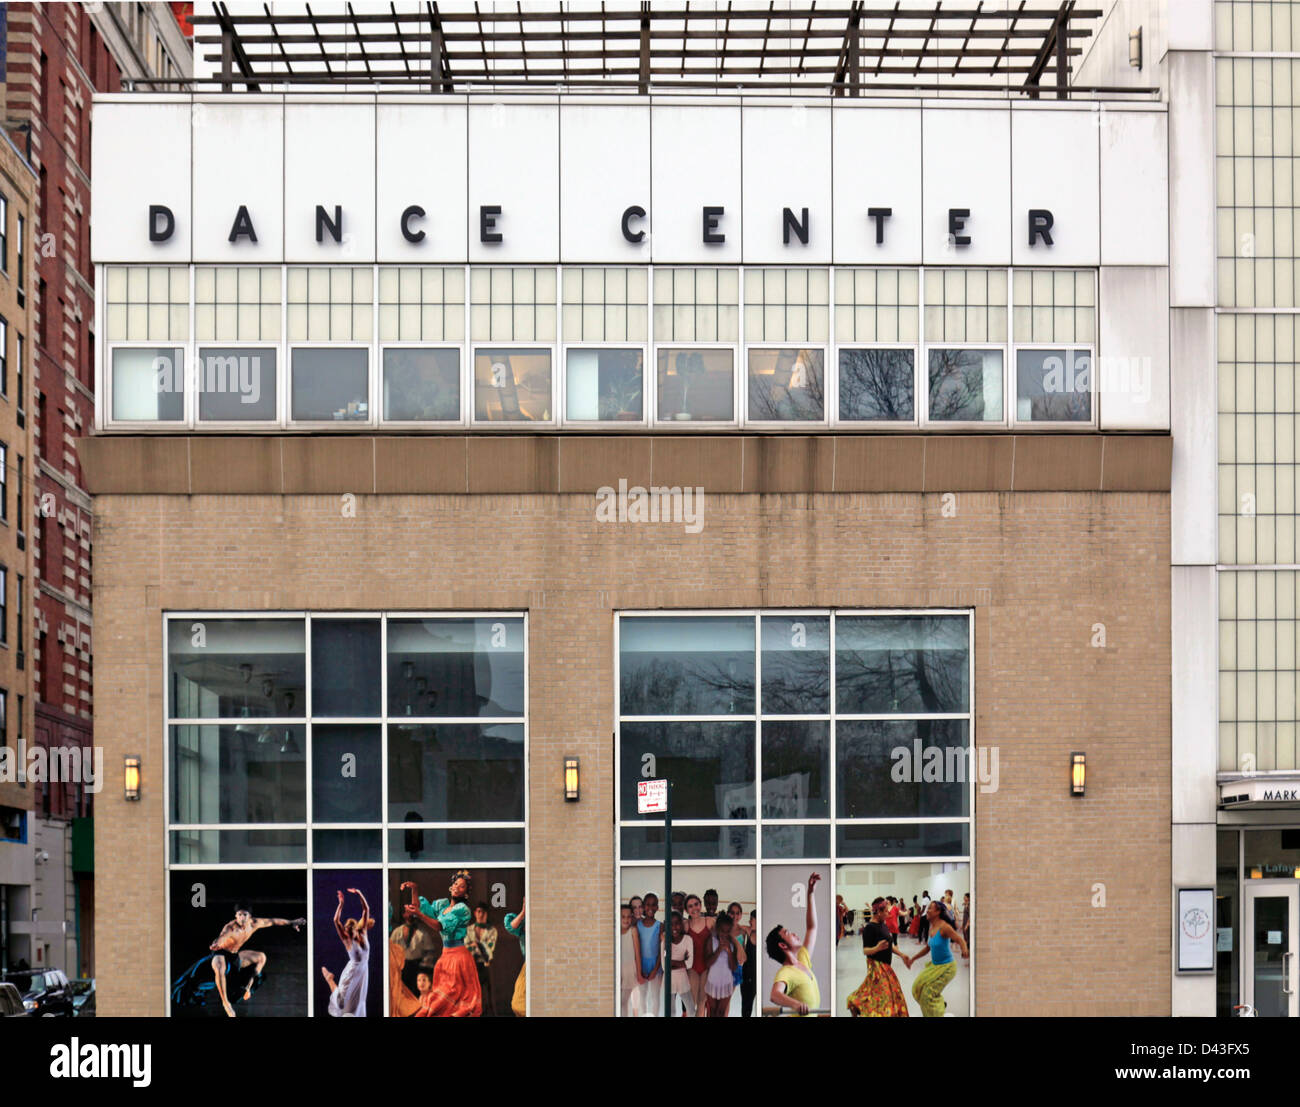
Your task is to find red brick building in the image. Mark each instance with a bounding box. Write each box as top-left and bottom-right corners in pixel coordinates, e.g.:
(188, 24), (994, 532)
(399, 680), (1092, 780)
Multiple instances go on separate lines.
(1, 0), (190, 978)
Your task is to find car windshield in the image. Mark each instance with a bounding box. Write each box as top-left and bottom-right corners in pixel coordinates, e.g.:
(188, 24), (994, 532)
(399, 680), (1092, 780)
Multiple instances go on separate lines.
(69, 979), (92, 996)
(3, 972), (39, 995)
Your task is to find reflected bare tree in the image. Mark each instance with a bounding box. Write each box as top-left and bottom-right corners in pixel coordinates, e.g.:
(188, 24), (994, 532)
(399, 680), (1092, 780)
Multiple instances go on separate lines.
(928, 349), (995, 421)
(838, 349), (914, 421)
(747, 349), (825, 420)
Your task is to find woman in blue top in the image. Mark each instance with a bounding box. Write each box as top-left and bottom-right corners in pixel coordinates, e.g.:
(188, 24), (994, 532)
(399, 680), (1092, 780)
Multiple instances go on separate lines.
(402, 870), (482, 1017)
(635, 893), (664, 1016)
(899, 899), (967, 1017)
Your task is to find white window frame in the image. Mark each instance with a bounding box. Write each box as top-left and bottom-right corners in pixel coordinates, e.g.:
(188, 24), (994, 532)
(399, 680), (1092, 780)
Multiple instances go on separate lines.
(830, 341), (922, 428)
(1008, 342), (1098, 429)
(286, 341), (375, 429)
(651, 342), (741, 429)
(742, 343), (832, 428)
(921, 340), (1011, 430)
(470, 342), (559, 429)
(559, 340), (650, 429)
(378, 341), (467, 427)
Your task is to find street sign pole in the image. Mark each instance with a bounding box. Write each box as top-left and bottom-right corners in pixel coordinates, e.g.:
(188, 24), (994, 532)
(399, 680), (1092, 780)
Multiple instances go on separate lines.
(664, 779), (672, 1018)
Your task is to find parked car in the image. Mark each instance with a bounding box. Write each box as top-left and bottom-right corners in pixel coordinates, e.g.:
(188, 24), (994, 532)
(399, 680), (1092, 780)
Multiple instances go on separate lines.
(69, 978), (95, 1018)
(1, 969), (74, 1017)
(0, 982), (25, 1017)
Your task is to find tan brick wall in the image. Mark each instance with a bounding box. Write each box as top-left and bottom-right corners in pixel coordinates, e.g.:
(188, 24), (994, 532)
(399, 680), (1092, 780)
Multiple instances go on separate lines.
(91, 489), (1170, 1016)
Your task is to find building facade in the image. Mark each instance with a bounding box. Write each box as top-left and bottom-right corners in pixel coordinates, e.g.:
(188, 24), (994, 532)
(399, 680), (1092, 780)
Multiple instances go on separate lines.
(0, 0), (190, 980)
(85, 6), (1177, 1017)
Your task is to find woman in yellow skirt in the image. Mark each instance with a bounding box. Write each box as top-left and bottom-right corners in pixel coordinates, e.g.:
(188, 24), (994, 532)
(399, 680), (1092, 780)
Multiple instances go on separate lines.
(900, 900), (967, 1017)
(846, 898), (909, 1017)
(504, 898), (526, 1016)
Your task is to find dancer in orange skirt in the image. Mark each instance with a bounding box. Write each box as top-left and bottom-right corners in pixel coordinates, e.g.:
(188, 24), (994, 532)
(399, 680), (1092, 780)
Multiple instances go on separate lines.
(402, 871), (483, 1018)
(846, 898), (909, 1017)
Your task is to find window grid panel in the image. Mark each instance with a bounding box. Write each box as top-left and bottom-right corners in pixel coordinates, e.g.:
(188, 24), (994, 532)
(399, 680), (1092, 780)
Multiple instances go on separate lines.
(377, 266), (466, 343)
(194, 266), (283, 342)
(286, 266), (374, 342)
(1219, 569), (1300, 775)
(742, 267), (830, 344)
(833, 267), (920, 344)
(1010, 269), (1096, 344)
(105, 264), (189, 342)
(469, 266), (557, 343)
(561, 266), (649, 343)
(1218, 313), (1300, 566)
(651, 267), (740, 343)
(923, 268), (1008, 344)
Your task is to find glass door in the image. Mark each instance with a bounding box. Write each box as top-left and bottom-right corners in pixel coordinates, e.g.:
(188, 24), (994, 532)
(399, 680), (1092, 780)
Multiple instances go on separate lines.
(1244, 882), (1299, 1017)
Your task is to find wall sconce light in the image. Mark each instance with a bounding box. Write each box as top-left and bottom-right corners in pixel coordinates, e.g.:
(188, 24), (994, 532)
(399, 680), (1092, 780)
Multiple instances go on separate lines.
(124, 755), (141, 801)
(1070, 752), (1086, 797)
(564, 756), (580, 802)
(1129, 28), (1142, 69)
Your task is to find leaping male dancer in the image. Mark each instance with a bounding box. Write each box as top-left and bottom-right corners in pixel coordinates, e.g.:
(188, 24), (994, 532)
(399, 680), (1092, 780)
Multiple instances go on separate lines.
(172, 904), (306, 1017)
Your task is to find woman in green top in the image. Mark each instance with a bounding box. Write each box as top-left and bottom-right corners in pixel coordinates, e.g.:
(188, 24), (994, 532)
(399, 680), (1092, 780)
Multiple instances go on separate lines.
(403, 870), (482, 1017)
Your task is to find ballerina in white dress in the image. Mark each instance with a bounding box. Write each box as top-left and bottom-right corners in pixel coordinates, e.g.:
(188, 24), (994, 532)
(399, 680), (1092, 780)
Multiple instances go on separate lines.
(321, 887), (374, 1017)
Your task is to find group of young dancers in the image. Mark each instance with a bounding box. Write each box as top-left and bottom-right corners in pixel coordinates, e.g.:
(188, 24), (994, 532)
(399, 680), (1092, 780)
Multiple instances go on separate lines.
(619, 873), (826, 1017)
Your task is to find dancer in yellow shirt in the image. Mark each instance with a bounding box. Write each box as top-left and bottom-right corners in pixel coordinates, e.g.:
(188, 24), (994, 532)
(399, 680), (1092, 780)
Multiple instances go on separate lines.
(765, 871), (822, 1016)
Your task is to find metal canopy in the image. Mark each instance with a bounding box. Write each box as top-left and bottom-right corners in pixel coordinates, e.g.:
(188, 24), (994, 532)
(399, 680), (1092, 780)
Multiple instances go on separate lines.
(173, 1), (1152, 99)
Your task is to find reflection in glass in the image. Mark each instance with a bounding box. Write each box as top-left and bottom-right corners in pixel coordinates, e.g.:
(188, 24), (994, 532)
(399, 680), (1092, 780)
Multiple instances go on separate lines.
(927, 348), (1003, 422)
(761, 823), (830, 859)
(747, 348), (824, 421)
(197, 347), (277, 421)
(313, 829), (382, 863)
(169, 829), (307, 864)
(835, 615), (969, 714)
(620, 615), (754, 716)
(620, 825), (755, 861)
(837, 720), (970, 819)
(387, 724), (524, 823)
(656, 348), (734, 421)
(474, 348), (552, 422)
(761, 720), (829, 818)
(291, 347), (369, 421)
(112, 346), (184, 421)
(383, 347), (460, 421)
(839, 348), (914, 421)
(170, 724), (306, 824)
(386, 618), (524, 718)
(620, 721), (754, 820)
(1016, 348), (1091, 422)
(312, 725), (381, 823)
(565, 348), (644, 421)
(1251, 895), (1289, 1017)
(387, 826), (524, 863)
(760, 615), (829, 714)
(311, 620), (382, 717)
(168, 619), (306, 719)
(835, 822), (969, 858)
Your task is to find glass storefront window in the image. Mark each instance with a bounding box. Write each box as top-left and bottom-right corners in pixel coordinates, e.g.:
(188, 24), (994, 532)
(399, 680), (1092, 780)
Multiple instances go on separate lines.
(656, 347), (734, 422)
(196, 346), (277, 421)
(381, 347), (460, 421)
(927, 347), (1004, 423)
(166, 613), (528, 1017)
(290, 347), (369, 421)
(473, 347), (552, 422)
(747, 348), (825, 421)
(168, 618), (306, 719)
(564, 347), (644, 421)
(838, 348), (915, 422)
(616, 610), (973, 1017)
(1015, 348), (1091, 423)
(1217, 828), (1240, 1018)
(111, 346), (184, 422)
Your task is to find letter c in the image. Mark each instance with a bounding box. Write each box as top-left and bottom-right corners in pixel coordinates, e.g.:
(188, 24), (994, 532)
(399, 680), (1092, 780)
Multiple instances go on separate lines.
(621, 204), (647, 244)
(401, 205), (427, 243)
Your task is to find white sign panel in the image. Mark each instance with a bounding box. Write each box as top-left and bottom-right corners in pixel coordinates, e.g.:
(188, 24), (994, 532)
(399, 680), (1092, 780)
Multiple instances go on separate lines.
(637, 778), (668, 815)
(1177, 886), (1215, 972)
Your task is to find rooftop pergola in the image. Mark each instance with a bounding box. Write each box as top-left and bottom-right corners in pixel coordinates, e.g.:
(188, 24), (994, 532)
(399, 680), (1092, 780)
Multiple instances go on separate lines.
(169, 1), (1152, 99)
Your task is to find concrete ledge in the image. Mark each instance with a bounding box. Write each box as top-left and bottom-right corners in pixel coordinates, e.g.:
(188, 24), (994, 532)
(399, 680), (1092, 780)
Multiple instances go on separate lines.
(81, 433), (1173, 495)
